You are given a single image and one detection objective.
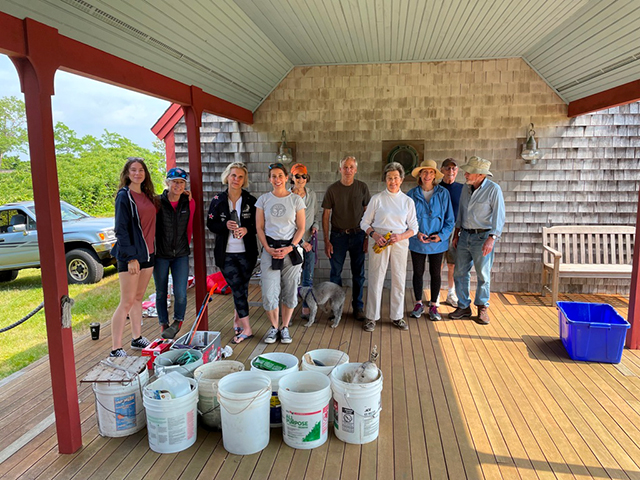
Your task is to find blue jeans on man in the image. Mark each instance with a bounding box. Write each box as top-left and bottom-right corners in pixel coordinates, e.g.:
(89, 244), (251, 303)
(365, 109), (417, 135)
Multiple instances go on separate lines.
(329, 230), (366, 311)
(153, 255), (190, 326)
(454, 230), (494, 308)
(301, 248), (315, 308)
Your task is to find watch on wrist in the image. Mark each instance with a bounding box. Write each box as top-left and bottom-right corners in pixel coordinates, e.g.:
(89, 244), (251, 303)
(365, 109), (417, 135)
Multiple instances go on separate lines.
(489, 234), (497, 239)
(369, 230), (375, 238)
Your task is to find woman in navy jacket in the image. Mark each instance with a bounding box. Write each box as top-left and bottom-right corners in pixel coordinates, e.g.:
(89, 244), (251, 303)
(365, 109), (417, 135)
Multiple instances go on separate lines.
(207, 162), (258, 344)
(109, 157), (157, 357)
(407, 160), (454, 322)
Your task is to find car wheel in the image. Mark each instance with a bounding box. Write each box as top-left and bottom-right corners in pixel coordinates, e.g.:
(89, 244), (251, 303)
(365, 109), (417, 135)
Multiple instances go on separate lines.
(66, 248), (104, 284)
(0, 270), (19, 282)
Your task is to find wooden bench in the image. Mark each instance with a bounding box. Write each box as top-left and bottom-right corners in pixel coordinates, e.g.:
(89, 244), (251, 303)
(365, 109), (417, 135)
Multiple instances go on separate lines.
(541, 225), (634, 303)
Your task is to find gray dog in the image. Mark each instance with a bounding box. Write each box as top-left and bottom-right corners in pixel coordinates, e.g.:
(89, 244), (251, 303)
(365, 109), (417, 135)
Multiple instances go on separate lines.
(297, 282), (346, 328)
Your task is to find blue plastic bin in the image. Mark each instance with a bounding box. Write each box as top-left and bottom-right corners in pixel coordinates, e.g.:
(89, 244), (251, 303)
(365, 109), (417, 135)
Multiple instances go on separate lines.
(557, 302), (630, 363)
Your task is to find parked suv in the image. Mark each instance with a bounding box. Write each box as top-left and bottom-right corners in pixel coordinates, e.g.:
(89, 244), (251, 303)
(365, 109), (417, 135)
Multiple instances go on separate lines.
(0, 201), (116, 284)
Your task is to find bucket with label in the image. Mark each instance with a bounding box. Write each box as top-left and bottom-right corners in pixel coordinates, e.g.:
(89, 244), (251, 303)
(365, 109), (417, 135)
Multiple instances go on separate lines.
(330, 362), (383, 444)
(92, 367), (149, 437)
(143, 376), (198, 454)
(217, 371), (272, 455)
(250, 352), (298, 427)
(193, 360), (245, 430)
(278, 371), (332, 449)
(154, 348), (203, 377)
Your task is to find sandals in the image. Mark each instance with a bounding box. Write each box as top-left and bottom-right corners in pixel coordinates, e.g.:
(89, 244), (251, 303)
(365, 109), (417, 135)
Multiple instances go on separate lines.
(393, 319), (409, 331)
(234, 326), (244, 336)
(231, 333), (254, 344)
(363, 320), (376, 332)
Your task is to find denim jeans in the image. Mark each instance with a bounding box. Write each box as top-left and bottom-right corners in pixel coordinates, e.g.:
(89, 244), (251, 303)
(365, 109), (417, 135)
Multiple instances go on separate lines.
(300, 249), (315, 308)
(454, 230), (494, 308)
(329, 230), (366, 311)
(153, 255), (189, 326)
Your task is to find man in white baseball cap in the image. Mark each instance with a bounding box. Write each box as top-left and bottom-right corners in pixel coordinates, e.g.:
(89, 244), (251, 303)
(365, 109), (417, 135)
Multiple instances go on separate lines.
(448, 156), (505, 325)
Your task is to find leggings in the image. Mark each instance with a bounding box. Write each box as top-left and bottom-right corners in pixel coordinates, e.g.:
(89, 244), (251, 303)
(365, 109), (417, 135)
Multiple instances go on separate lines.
(411, 250), (444, 304)
(221, 253), (253, 318)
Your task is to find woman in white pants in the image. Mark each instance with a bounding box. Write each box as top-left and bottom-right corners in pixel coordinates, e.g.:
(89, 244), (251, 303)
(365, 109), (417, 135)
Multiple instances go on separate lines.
(360, 162), (418, 332)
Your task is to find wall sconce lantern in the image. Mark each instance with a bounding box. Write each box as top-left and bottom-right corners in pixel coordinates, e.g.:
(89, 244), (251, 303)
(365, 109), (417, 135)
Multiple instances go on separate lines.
(276, 130), (293, 164)
(521, 123), (542, 165)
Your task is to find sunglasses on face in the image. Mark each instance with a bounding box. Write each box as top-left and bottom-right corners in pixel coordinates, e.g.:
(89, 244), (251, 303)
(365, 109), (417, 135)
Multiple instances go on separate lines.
(269, 163), (285, 170)
(294, 174), (308, 180)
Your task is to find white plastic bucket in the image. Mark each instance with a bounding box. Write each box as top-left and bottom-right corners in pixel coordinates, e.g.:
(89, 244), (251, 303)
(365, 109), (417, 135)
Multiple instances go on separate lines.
(193, 360), (245, 430)
(154, 349), (203, 377)
(93, 368), (149, 437)
(278, 371), (332, 449)
(301, 349), (350, 374)
(330, 363), (383, 444)
(250, 352), (298, 427)
(143, 377), (199, 454)
(217, 371), (272, 455)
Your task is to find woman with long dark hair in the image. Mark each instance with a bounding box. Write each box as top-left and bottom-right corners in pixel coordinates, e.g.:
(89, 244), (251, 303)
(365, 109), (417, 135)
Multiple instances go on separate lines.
(109, 157), (157, 357)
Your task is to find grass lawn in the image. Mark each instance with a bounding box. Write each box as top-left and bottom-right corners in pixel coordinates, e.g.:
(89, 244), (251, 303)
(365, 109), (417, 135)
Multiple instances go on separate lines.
(0, 267), (154, 380)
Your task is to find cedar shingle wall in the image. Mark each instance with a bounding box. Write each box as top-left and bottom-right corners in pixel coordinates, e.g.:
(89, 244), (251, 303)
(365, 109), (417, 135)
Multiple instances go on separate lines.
(174, 58), (640, 296)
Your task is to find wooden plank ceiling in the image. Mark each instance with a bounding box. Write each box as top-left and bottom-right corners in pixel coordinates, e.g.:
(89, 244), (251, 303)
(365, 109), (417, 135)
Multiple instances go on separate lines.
(2, 0), (639, 111)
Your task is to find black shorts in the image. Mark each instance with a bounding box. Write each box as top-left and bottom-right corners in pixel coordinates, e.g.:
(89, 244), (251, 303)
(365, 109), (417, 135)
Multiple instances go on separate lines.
(117, 253), (155, 273)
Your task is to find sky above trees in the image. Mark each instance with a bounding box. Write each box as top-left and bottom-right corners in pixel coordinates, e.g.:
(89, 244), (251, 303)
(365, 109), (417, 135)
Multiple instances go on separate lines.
(0, 55), (169, 156)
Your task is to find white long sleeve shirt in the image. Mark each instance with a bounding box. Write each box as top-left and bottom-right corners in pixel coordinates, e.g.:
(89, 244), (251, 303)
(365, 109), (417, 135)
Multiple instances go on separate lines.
(360, 189), (418, 236)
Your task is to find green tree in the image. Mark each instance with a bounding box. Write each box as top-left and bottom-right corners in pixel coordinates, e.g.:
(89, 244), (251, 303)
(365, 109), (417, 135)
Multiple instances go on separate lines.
(0, 114), (165, 216)
(0, 96), (28, 163)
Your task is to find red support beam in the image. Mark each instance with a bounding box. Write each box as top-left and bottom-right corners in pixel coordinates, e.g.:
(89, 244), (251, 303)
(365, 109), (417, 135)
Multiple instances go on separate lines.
(626, 185), (640, 349)
(183, 89), (208, 329)
(11, 19), (82, 454)
(568, 78), (640, 117)
(0, 11), (26, 56)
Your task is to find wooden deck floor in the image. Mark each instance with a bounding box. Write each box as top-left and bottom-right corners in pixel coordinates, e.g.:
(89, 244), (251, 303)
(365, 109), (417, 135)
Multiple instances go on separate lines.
(1, 286), (639, 480)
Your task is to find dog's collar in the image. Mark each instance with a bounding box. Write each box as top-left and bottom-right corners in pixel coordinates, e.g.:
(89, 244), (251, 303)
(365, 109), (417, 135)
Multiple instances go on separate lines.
(297, 286), (317, 305)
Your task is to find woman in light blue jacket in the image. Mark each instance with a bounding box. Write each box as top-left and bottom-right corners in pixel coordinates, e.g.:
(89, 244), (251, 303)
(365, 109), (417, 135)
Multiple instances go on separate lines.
(407, 160), (454, 321)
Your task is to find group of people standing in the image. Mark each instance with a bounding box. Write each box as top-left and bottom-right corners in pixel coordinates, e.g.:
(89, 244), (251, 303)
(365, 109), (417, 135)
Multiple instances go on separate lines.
(108, 153), (505, 356)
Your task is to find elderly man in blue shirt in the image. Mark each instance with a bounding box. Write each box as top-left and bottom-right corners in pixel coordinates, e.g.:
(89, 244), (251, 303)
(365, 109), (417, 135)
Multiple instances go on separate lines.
(448, 157), (505, 325)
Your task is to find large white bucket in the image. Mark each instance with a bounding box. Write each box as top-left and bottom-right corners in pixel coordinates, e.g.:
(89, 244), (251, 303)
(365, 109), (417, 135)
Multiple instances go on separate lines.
(250, 352), (298, 427)
(330, 363), (383, 444)
(93, 368), (149, 437)
(154, 349), (203, 377)
(193, 360), (245, 430)
(217, 371), (272, 455)
(278, 371), (332, 449)
(301, 349), (350, 374)
(143, 377), (199, 454)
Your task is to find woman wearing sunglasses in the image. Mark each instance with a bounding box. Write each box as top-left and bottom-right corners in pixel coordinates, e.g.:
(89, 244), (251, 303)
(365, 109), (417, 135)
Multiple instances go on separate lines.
(153, 167), (196, 340)
(207, 162), (258, 344)
(289, 163), (318, 320)
(256, 163), (305, 344)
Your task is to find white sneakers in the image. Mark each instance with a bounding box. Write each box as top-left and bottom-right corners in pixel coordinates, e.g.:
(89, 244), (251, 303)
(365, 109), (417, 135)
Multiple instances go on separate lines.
(446, 289), (458, 308)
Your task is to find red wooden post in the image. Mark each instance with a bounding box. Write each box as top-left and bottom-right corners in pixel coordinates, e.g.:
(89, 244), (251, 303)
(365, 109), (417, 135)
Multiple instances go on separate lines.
(183, 88), (208, 329)
(626, 185), (640, 349)
(11, 19), (82, 453)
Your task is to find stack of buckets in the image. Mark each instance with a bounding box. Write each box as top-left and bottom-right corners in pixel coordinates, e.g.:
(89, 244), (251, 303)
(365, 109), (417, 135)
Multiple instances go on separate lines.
(215, 348), (383, 455)
(142, 347), (204, 454)
(143, 371), (199, 454)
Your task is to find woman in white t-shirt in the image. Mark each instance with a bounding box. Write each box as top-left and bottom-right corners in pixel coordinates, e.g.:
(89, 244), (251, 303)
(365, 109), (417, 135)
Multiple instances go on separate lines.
(256, 163), (305, 344)
(360, 162), (419, 332)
